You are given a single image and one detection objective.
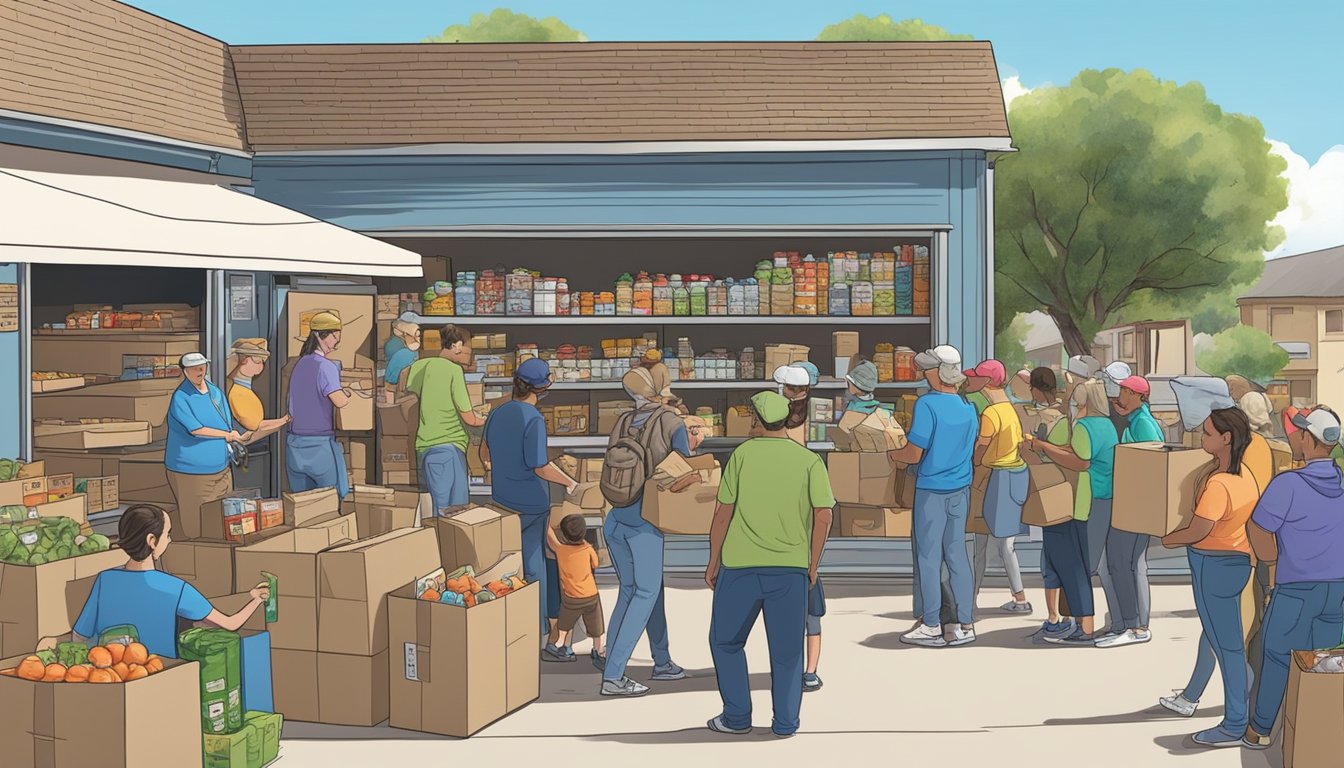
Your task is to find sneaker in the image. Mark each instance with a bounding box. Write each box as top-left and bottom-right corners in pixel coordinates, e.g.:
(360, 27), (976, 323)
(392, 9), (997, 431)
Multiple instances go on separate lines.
(948, 626), (977, 647)
(1192, 726), (1243, 748)
(706, 716), (751, 735)
(900, 623), (948, 648)
(542, 644), (576, 662)
(601, 677), (650, 697)
(802, 673), (823, 692)
(651, 662), (687, 681)
(1095, 628), (1152, 649)
(1241, 731), (1272, 751)
(1001, 600), (1033, 614)
(1044, 628), (1096, 646)
(1040, 618), (1075, 637)
(1158, 692), (1198, 718)
(590, 649), (607, 671)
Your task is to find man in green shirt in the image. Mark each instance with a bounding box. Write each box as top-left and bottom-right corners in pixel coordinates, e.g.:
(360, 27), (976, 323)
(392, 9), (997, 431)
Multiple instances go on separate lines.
(705, 391), (834, 738)
(404, 325), (485, 513)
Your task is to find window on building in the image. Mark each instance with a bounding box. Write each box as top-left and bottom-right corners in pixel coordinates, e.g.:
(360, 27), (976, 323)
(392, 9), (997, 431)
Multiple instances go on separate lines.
(1120, 331), (1135, 360)
(1327, 309), (1343, 334)
(1270, 307), (1294, 335)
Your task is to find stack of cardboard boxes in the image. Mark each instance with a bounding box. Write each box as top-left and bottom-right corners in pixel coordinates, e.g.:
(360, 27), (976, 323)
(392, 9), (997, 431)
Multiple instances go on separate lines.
(377, 395), (420, 488)
(827, 408), (912, 537)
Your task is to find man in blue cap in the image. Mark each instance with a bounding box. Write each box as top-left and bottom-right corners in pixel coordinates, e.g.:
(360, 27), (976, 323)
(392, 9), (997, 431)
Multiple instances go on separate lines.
(706, 391), (835, 738)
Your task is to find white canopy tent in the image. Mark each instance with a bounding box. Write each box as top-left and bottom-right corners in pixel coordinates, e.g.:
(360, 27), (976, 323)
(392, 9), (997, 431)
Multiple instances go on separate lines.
(0, 167), (422, 277)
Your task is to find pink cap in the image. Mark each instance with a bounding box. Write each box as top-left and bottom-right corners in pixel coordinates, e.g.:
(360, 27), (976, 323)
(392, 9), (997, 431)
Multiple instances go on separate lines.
(963, 360), (1006, 388)
(1120, 375), (1151, 396)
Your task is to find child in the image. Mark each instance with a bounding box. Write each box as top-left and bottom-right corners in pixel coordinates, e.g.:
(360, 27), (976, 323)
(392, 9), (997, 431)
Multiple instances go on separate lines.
(546, 514), (607, 665)
(805, 576), (825, 691)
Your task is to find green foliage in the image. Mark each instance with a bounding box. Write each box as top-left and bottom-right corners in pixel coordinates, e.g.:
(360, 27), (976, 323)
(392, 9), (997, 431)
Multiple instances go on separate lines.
(425, 9), (586, 43)
(1121, 282), (1252, 335)
(1196, 325), (1288, 383)
(994, 314), (1030, 374)
(817, 14), (971, 41)
(995, 69), (1288, 355)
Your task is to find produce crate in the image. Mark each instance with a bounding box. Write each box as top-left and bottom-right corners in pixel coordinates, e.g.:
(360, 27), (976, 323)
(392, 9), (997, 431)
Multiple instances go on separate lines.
(33, 419), (153, 450)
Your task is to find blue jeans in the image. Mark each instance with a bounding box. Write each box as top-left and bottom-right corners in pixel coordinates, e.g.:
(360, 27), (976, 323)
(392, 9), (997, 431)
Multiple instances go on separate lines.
(710, 566), (807, 736)
(913, 488), (974, 626)
(285, 434), (350, 499)
(514, 508), (552, 636)
(420, 444), (469, 514)
(1041, 519), (1094, 617)
(603, 516), (671, 681)
(1188, 548), (1252, 732)
(1185, 633), (1255, 704)
(1251, 580), (1344, 734)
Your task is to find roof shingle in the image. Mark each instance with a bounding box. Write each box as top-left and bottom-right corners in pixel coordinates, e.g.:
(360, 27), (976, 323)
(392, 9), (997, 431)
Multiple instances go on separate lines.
(1241, 245), (1344, 301)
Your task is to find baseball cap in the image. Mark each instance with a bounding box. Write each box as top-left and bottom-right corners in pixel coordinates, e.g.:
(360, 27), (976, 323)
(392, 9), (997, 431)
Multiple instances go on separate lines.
(773, 364), (811, 388)
(1066, 355), (1102, 379)
(1101, 361), (1133, 397)
(179, 352), (209, 369)
(846, 360), (879, 394)
(515, 357), (553, 388)
(794, 361), (820, 387)
(1119, 375), (1151, 397)
(1284, 406), (1342, 445)
(963, 359), (1007, 388)
(914, 345), (962, 371)
(751, 391), (791, 425)
(308, 310), (348, 332)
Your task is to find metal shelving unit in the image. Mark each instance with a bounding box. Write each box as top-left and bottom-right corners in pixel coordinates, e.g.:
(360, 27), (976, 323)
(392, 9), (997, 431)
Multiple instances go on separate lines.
(411, 313), (930, 327)
(479, 376), (922, 391)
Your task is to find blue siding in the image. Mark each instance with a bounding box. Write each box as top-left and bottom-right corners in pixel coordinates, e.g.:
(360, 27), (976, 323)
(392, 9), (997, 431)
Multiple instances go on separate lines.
(0, 264), (18, 459)
(0, 115), (252, 178)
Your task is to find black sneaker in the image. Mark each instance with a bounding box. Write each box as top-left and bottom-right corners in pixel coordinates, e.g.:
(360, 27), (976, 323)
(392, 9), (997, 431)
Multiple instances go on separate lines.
(1044, 628), (1097, 646)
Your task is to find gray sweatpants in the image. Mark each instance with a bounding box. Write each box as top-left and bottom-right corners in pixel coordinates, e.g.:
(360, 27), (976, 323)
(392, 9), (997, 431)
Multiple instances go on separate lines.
(1087, 499), (1150, 630)
(972, 533), (1026, 597)
(1106, 529), (1152, 630)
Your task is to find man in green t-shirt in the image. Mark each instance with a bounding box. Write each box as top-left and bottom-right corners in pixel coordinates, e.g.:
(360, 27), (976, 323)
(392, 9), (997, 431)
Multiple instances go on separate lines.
(404, 325), (485, 513)
(705, 391), (834, 739)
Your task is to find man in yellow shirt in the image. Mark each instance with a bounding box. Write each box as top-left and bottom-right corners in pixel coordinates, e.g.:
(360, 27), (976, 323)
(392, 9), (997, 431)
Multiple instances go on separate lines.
(968, 359), (1032, 615)
(225, 338), (290, 442)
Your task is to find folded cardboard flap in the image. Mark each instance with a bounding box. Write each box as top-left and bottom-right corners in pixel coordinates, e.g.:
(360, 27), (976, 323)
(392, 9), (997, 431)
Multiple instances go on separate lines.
(565, 482), (606, 510)
(283, 487), (341, 528)
(428, 505), (523, 574)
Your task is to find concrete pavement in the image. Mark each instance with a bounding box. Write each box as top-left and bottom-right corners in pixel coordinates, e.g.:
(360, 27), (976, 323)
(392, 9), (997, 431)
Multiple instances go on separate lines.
(278, 577), (1286, 767)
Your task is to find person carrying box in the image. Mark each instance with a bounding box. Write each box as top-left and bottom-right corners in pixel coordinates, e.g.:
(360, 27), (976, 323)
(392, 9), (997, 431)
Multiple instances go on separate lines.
(407, 324), (486, 512)
(1020, 367), (1076, 638)
(544, 514), (606, 665)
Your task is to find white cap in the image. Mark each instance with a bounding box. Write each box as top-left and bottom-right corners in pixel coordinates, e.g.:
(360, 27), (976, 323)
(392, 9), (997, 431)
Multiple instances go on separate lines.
(914, 344), (962, 370)
(1066, 355), (1101, 379)
(1288, 407), (1342, 445)
(179, 352), (210, 369)
(772, 365), (811, 387)
(1100, 360), (1132, 397)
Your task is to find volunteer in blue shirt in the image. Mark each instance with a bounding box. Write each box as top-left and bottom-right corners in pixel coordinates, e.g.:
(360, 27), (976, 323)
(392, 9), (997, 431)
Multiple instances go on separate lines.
(73, 505), (269, 658)
(383, 315), (421, 396)
(481, 358), (579, 638)
(888, 345), (979, 648)
(166, 352), (248, 538)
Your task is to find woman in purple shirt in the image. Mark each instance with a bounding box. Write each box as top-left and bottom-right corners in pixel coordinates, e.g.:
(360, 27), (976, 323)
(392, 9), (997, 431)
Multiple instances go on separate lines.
(286, 311), (355, 499)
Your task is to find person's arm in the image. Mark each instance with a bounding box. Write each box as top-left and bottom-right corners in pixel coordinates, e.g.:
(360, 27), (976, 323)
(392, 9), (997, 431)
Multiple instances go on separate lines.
(545, 525), (563, 554)
(807, 457), (836, 586)
(479, 437), (491, 472)
(537, 463), (578, 492)
(1163, 515), (1217, 548)
(450, 367), (486, 428)
(318, 361), (351, 409)
(1248, 478), (1290, 567)
(890, 397), (931, 465)
(671, 423), (692, 457)
(973, 411), (994, 468)
(199, 582), (269, 632)
(173, 391), (241, 442)
(706, 501), (734, 590)
(1248, 522), (1278, 566)
(1030, 436), (1090, 472)
(524, 413), (577, 490)
(589, 544), (600, 571)
(1165, 476), (1227, 547)
(70, 573), (103, 646)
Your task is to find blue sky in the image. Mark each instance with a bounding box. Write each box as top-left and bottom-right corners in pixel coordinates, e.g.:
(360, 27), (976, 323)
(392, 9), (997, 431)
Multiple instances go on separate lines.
(131, 0), (1341, 162)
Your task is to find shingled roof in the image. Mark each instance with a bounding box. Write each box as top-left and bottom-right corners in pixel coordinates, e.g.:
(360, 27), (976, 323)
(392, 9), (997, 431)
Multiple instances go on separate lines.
(1240, 245), (1344, 301)
(228, 42), (1011, 151)
(0, 0), (248, 150)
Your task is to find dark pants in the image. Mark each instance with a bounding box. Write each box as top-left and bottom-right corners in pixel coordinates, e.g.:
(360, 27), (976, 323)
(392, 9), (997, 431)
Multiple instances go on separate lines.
(710, 567), (807, 736)
(513, 508), (551, 636)
(1189, 548), (1253, 733)
(1251, 581), (1344, 735)
(1107, 529), (1152, 630)
(1042, 520), (1094, 618)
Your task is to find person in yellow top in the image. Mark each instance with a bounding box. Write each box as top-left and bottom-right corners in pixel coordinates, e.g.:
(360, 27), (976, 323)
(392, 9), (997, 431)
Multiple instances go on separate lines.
(1160, 408), (1261, 748)
(225, 339), (290, 443)
(966, 360), (1031, 615)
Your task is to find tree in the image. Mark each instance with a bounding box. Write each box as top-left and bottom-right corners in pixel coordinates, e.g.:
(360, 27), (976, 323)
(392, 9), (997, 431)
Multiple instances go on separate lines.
(425, 9), (586, 43)
(994, 313), (1030, 374)
(817, 14), (971, 41)
(995, 69), (1288, 356)
(1196, 325), (1288, 383)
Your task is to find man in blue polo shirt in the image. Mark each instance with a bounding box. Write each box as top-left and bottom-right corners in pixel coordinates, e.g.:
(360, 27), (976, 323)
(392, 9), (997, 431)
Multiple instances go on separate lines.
(166, 352), (247, 538)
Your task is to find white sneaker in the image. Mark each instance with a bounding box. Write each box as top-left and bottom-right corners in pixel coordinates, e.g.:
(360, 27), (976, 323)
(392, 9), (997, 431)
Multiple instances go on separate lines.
(948, 626), (977, 647)
(900, 623), (947, 648)
(1158, 691), (1198, 717)
(1095, 628), (1152, 648)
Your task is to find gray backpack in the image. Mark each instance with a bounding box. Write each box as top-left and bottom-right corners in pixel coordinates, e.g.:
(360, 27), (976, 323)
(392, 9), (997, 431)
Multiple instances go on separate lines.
(600, 405), (685, 507)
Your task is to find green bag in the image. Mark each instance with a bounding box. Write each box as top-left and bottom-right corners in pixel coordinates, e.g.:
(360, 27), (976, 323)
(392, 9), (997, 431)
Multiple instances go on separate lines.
(259, 571), (278, 623)
(243, 712), (282, 766)
(202, 722), (259, 768)
(99, 625), (139, 647)
(179, 628), (244, 735)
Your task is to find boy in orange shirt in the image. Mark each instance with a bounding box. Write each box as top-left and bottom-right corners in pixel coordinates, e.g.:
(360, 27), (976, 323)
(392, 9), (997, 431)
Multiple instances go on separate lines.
(545, 514), (607, 665)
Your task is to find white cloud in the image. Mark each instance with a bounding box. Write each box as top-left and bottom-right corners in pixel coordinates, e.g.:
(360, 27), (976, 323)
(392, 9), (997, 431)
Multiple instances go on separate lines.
(1266, 141), (1344, 258)
(1001, 76), (1031, 110)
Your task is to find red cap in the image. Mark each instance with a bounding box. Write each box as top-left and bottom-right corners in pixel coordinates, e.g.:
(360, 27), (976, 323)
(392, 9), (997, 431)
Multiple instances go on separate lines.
(1119, 375), (1151, 396)
(963, 360), (1007, 388)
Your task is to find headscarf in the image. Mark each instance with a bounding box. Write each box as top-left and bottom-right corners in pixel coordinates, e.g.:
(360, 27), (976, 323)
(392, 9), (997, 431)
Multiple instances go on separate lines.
(622, 363), (675, 409)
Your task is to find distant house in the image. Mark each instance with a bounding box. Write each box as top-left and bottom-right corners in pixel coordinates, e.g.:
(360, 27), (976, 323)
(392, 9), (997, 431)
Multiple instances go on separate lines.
(1239, 244), (1344, 406)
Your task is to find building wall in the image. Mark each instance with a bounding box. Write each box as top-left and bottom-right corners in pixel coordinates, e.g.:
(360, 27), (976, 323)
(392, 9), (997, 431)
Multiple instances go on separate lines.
(251, 149), (992, 361)
(0, 263), (17, 459)
(1242, 299), (1321, 374)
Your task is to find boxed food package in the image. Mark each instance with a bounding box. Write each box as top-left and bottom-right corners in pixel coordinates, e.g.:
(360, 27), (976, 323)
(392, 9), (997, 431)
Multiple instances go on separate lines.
(0, 546), (126, 657)
(30, 378), (179, 441)
(726, 405), (755, 438)
(256, 498), (284, 530)
(192, 496), (259, 543)
(32, 419), (154, 450)
(158, 540), (236, 598)
(832, 409), (907, 452)
(0, 649), (203, 768)
(827, 452), (904, 507)
(1285, 649), (1344, 768)
(387, 563), (540, 737)
(832, 331), (860, 361)
(282, 487), (341, 528)
(836, 505), (912, 538)
(764, 344), (810, 377)
(178, 627), (244, 735)
(426, 505), (523, 574)
(1021, 463), (1075, 527)
(377, 395), (420, 438)
(0, 460), (46, 506)
(1112, 443), (1212, 536)
(46, 473), (74, 502)
(335, 366), (377, 432)
(316, 527), (441, 657)
(641, 453), (722, 535)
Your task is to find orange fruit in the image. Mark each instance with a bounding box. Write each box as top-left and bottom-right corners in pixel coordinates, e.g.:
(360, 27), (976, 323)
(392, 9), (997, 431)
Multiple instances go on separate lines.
(124, 664), (149, 681)
(16, 656), (45, 681)
(87, 646), (113, 669)
(421, 589), (441, 602)
(124, 642), (149, 667)
(106, 643), (126, 665)
(112, 662), (130, 681)
(144, 655), (164, 674)
(41, 663), (67, 682)
(64, 665), (91, 683)
(87, 668), (116, 684)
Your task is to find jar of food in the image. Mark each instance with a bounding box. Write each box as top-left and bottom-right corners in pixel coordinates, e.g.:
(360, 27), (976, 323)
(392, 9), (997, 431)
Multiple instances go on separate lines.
(895, 347), (917, 382)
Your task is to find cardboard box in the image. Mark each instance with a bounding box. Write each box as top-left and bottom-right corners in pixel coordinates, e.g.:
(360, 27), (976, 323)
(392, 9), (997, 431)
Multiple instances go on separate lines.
(427, 506), (523, 573)
(832, 331), (860, 360)
(30, 493), (89, 526)
(283, 487), (341, 528)
(202, 723), (258, 768)
(1112, 443), (1212, 536)
(382, 470), (417, 487)
(832, 409), (907, 452)
(348, 438), (371, 471)
(726, 405), (755, 438)
(31, 378), (179, 440)
(45, 472), (74, 502)
(286, 292), (373, 370)
(256, 498), (284, 530)
(316, 527), (441, 656)
(32, 334), (198, 379)
(1021, 463), (1075, 528)
(0, 473), (48, 507)
(0, 652), (204, 768)
(640, 453), (722, 535)
(195, 497), (262, 543)
(158, 540), (236, 598)
(1285, 650), (1344, 768)
(377, 395), (420, 438)
(1268, 438), (1294, 476)
(379, 435), (415, 472)
(565, 482), (606, 510)
(0, 547), (126, 657)
(335, 368), (377, 432)
(75, 475), (120, 513)
(828, 452), (903, 507)
(271, 648), (390, 726)
(33, 419), (153, 450)
(596, 401), (633, 435)
(967, 467), (992, 535)
(836, 505), (912, 538)
(388, 578), (540, 737)
(764, 343), (810, 376)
